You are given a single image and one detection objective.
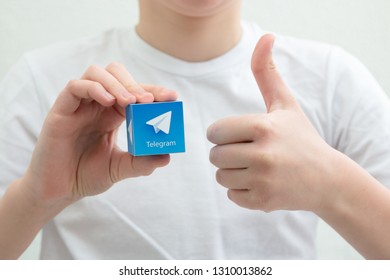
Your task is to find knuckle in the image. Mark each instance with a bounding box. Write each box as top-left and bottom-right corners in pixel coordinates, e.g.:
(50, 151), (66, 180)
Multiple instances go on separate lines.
(86, 64), (102, 76)
(254, 150), (274, 169)
(246, 148), (275, 175)
(207, 124), (218, 143)
(109, 171), (120, 185)
(215, 169), (225, 185)
(251, 60), (277, 77)
(88, 81), (104, 95)
(244, 170), (275, 211)
(251, 190), (272, 212)
(150, 85), (165, 93)
(125, 84), (141, 93)
(65, 79), (78, 92)
(252, 117), (272, 139)
(257, 189), (270, 209)
(209, 146), (221, 166)
(260, 198), (275, 213)
(246, 172), (259, 190)
(251, 63), (263, 78)
(150, 86), (168, 99)
(106, 61), (124, 72)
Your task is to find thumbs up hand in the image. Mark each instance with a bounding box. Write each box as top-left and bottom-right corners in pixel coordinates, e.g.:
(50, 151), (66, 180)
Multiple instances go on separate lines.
(207, 34), (337, 212)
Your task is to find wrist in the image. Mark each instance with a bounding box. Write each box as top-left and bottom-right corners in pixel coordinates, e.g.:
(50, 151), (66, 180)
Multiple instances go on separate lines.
(16, 172), (77, 223)
(0, 178), (74, 259)
(309, 148), (351, 216)
(313, 149), (365, 218)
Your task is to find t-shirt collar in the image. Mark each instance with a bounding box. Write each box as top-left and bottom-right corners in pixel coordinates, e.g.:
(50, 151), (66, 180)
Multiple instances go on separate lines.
(127, 22), (252, 77)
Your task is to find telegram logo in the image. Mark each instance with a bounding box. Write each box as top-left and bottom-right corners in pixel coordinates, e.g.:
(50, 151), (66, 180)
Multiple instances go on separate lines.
(126, 101), (185, 156)
(146, 111), (172, 134)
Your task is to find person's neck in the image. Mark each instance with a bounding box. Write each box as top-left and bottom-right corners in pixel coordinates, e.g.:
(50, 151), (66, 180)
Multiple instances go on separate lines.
(136, 1), (242, 62)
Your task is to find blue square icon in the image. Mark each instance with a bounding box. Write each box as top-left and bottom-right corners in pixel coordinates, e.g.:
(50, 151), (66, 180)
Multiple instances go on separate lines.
(126, 101), (185, 156)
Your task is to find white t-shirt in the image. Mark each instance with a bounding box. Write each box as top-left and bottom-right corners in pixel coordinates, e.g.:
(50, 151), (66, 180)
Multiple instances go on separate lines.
(0, 21), (389, 259)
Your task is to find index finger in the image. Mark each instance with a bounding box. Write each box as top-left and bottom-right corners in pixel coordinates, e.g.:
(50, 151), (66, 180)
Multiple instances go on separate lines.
(54, 79), (116, 115)
(207, 114), (268, 145)
(140, 84), (178, 102)
(106, 62), (154, 103)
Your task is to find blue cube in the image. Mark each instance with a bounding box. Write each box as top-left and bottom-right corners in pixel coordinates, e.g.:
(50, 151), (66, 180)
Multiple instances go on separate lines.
(126, 101), (185, 156)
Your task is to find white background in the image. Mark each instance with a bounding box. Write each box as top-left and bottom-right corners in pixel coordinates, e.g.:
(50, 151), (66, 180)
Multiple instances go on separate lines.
(1, 0), (389, 260)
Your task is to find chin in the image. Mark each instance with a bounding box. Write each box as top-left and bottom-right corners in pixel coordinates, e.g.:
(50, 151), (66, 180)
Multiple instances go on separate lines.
(157, 0), (239, 17)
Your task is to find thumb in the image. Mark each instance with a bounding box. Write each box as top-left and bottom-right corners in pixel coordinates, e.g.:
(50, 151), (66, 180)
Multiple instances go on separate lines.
(112, 150), (170, 182)
(251, 34), (297, 112)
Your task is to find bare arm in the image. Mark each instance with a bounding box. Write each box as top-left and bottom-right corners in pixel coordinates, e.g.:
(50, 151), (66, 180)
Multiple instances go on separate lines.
(317, 152), (390, 259)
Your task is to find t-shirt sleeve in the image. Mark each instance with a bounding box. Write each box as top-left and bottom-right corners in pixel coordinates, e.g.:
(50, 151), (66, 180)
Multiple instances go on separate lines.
(0, 57), (46, 196)
(328, 47), (390, 188)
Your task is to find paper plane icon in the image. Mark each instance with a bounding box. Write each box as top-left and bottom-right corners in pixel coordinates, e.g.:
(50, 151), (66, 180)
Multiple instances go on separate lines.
(146, 111), (172, 134)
